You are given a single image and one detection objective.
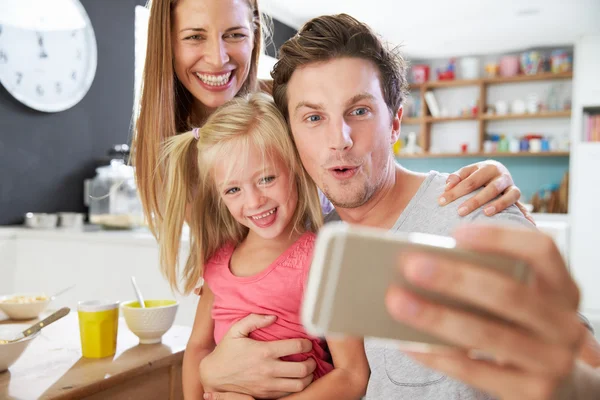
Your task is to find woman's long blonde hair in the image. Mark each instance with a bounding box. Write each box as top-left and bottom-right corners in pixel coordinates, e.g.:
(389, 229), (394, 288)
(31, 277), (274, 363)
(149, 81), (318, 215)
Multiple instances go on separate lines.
(133, 0), (268, 238)
(160, 93), (323, 294)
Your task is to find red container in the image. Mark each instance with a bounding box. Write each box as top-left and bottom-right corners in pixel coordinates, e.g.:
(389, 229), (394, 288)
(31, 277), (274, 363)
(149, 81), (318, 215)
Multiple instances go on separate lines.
(411, 65), (430, 84)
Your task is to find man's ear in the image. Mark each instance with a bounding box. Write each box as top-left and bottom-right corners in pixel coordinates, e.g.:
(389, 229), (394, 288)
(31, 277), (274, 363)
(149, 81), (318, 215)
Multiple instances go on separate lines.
(391, 106), (402, 144)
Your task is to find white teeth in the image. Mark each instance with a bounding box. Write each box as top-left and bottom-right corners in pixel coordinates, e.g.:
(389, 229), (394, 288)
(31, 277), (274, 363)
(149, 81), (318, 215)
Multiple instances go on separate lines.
(196, 72), (232, 86)
(251, 208), (276, 220)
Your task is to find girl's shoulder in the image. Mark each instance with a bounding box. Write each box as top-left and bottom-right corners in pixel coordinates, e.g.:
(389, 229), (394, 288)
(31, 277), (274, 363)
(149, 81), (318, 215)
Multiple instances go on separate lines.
(206, 242), (235, 268)
(279, 231), (316, 270)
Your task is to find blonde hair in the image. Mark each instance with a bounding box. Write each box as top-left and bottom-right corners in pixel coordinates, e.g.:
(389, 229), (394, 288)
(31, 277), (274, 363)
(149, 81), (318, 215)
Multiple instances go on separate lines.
(160, 93), (323, 294)
(133, 0), (269, 238)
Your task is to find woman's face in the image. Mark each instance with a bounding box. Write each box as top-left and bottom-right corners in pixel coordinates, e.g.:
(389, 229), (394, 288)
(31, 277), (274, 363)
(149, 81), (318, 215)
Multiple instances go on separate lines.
(172, 0), (254, 112)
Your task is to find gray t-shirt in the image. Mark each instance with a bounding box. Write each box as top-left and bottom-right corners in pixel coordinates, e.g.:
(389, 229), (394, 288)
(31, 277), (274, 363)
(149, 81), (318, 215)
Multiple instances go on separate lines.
(325, 171), (533, 400)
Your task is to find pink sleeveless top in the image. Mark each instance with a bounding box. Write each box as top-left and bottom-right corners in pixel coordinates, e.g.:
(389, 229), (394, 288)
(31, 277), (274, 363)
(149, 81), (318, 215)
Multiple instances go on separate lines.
(203, 232), (333, 380)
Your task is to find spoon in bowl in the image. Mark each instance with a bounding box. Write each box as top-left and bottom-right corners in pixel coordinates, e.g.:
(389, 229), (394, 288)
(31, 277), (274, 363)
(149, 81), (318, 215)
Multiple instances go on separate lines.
(49, 284), (76, 301)
(0, 307), (70, 344)
(130, 276), (146, 308)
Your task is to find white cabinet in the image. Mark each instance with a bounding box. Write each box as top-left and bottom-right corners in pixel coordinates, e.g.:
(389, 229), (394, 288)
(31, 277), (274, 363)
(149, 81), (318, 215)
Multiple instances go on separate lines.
(569, 34), (600, 315)
(575, 36), (600, 107)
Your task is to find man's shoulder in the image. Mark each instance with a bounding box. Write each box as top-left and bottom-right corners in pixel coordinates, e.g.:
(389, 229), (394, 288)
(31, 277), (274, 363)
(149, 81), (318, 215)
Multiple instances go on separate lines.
(396, 171), (534, 235)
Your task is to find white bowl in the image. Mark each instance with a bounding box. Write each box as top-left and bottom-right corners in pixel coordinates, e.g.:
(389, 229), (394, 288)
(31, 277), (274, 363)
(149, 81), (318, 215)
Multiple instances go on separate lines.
(0, 325), (40, 372)
(121, 300), (178, 344)
(0, 293), (51, 320)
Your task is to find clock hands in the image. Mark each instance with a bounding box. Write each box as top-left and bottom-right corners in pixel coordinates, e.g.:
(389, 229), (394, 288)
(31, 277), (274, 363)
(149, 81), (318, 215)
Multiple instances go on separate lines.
(36, 32), (48, 59)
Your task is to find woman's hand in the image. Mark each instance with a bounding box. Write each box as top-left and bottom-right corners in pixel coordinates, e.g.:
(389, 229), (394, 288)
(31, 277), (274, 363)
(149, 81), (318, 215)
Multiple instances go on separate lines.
(386, 224), (591, 399)
(440, 160), (535, 225)
(200, 314), (317, 399)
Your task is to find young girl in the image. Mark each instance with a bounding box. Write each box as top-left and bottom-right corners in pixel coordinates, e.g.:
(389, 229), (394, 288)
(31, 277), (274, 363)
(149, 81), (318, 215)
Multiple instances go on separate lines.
(159, 93), (370, 399)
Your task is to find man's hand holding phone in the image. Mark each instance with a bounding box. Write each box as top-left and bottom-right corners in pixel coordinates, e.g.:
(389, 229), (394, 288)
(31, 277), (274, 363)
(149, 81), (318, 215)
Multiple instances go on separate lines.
(385, 224), (588, 399)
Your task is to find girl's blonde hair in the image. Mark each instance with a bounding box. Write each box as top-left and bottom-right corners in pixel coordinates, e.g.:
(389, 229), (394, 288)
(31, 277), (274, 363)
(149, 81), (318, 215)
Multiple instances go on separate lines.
(160, 93), (323, 294)
(133, 0), (269, 238)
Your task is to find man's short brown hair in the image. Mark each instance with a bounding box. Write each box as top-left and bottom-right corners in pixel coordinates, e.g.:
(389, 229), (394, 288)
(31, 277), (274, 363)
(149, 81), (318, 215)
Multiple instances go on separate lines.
(271, 13), (409, 121)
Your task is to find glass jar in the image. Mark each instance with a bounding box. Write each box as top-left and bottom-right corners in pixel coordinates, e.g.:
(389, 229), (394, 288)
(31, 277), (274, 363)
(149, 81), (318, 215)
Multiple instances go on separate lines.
(85, 160), (144, 229)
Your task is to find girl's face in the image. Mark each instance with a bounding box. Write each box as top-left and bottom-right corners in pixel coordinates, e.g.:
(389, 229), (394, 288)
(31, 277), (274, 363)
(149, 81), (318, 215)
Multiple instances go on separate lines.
(213, 144), (299, 242)
(172, 0), (254, 112)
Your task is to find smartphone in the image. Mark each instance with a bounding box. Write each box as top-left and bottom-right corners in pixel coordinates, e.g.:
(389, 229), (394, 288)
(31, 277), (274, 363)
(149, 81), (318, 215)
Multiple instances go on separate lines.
(302, 222), (531, 352)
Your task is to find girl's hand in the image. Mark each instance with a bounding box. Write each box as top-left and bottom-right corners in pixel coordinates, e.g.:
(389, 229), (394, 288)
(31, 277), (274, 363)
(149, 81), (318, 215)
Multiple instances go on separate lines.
(200, 314), (316, 399)
(203, 393), (255, 400)
(440, 160), (535, 225)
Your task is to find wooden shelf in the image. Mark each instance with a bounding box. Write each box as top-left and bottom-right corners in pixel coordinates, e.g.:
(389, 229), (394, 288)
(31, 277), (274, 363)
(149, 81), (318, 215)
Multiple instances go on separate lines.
(408, 71), (573, 91)
(483, 71), (573, 85)
(481, 110), (572, 120)
(425, 116), (477, 123)
(402, 117), (423, 124)
(425, 79), (480, 89)
(396, 151), (570, 159)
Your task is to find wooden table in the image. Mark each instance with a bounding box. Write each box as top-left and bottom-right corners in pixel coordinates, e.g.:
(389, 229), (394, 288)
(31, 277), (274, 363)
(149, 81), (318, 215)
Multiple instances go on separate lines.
(0, 310), (191, 400)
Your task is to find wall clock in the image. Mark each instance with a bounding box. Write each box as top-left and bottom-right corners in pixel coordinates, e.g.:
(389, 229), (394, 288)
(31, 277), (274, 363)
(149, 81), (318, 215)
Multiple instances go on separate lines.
(0, 0), (97, 112)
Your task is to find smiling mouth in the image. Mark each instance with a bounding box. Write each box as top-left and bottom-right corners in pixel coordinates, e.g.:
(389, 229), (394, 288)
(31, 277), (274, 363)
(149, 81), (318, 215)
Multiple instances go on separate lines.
(195, 71), (233, 87)
(248, 207), (277, 220)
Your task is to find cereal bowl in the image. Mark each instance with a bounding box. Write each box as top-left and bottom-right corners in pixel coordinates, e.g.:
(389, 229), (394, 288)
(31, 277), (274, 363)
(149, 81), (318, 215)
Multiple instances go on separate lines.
(0, 325), (40, 372)
(0, 293), (51, 320)
(120, 300), (178, 344)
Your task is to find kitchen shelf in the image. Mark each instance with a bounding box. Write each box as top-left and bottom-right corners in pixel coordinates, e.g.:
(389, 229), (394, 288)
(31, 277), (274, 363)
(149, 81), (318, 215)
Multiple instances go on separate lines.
(424, 79), (480, 89)
(425, 116), (477, 123)
(409, 71), (573, 91)
(481, 110), (572, 120)
(482, 71), (573, 85)
(402, 117), (423, 124)
(396, 151), (570, 159)
(404, 67), (574, 157)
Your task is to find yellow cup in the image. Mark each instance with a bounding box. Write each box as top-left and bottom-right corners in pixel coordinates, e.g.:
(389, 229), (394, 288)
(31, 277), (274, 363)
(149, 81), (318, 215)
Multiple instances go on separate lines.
(77, 300), (119, 358)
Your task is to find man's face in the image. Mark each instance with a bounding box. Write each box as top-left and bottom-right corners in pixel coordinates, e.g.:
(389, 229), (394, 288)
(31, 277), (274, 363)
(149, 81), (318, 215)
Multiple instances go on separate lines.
(286, 57), (400, 208)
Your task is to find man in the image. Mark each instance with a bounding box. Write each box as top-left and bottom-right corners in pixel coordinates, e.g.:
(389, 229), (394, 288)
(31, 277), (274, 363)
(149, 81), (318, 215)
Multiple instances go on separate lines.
(270, 13), (600, 399)
(201, 14), (600, 400)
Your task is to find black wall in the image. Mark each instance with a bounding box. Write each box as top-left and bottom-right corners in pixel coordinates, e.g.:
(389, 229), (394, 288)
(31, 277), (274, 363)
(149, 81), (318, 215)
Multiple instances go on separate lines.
(265, 18), (297, 58)
(0, 0), (297, 225)
(0, 0), (142, 225)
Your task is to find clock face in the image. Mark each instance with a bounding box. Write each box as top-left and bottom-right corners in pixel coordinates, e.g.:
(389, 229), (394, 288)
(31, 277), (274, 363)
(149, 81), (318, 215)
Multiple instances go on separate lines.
(0, 0), (97, 112)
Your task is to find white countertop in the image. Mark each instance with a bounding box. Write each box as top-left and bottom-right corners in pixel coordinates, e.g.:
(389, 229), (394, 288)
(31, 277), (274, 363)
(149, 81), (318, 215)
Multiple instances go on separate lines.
(0, 226), (181, 247)
(0, 214), (567, 246)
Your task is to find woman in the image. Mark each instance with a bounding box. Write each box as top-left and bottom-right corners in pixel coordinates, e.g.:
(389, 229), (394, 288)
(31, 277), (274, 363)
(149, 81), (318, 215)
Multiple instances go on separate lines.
(132, 0), (531, 397)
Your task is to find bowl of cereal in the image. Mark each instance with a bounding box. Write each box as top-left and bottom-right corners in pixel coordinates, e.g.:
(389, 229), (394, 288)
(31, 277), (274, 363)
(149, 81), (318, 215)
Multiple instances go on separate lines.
(0, 294), (51, 320)
(0, 324), (40, 371)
